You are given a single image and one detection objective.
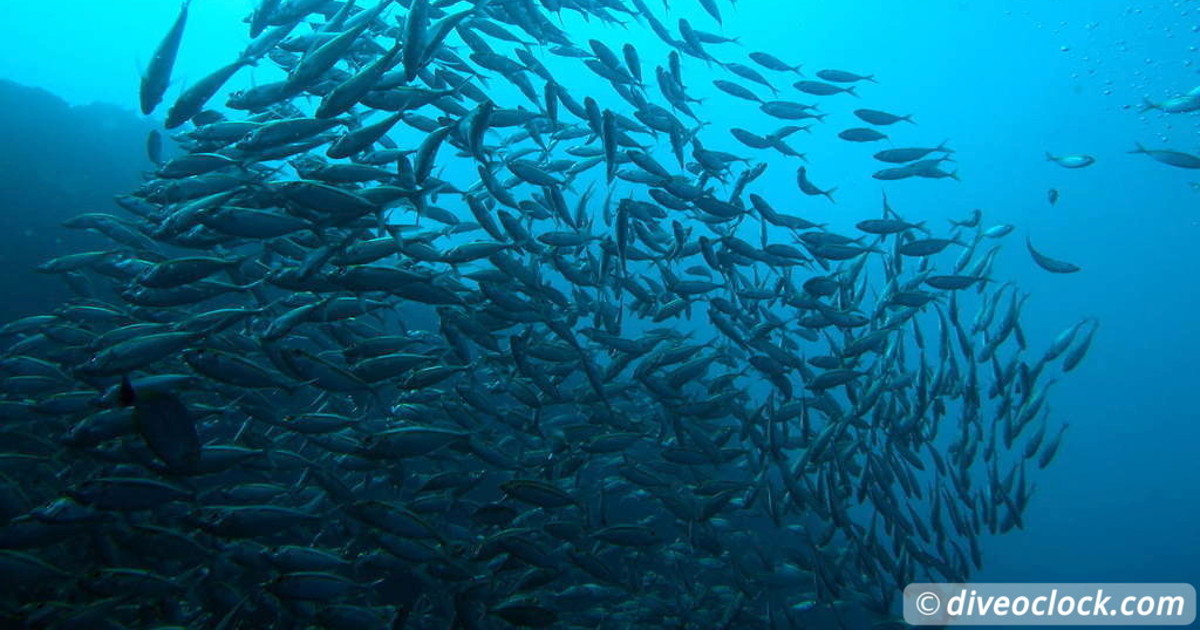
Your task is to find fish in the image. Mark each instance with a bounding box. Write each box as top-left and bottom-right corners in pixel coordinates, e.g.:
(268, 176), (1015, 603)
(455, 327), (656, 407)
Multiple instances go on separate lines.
(1045, 152), (1096, 169)
(749, 51), (803, 74)
(854, 108), (914, 125)
(146, 130), (163, 165)
(121, 375), (201, 474)
(1026, 237), (1082, 273)
(793, 80), (857, 97)
(713, 79), (763, 103)
(1139, 94), (1200, 114)
(838, 127), (888, 142)
(0, 0), (1090, 626)
(795, 166), (836, 202)
(1128, 142), (1200, 169)
(140, 0), (192, 115)
(874, 141), (952, 163)
(816, 69), (876, 83)
(165, 58), (251, 129)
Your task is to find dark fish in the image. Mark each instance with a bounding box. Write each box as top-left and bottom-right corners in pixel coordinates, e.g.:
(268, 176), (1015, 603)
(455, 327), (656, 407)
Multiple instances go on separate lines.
(854, 108), (914, 125)
(898, 238), (960, 256)
(140, 0), (192, 115)
(1026, 237), (1081, 273)
(838, 127), (887, 142)
(146, 130), (163, 165)
(749, 51), (803, 74)
(874, 141), (952, 163)
(816, 68), (876, 83)
(165, 58), (251, 129)
(713, 79), (762, 103)
(793, 80), (856, 97)
(795, 166), (835, 202)
(1128, 143), (1200, 169)
(122, 376), (201, 473)
(760, 100), (823, 120)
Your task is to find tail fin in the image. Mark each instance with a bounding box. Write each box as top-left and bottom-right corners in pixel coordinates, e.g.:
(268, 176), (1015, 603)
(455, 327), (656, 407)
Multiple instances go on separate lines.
(1139, 98), (1159, 113)
(1128, 142), (1148, 155)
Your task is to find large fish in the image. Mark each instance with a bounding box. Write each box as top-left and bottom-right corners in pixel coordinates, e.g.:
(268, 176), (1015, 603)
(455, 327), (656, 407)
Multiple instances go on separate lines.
(140, 0), (192, 115)
(120, 375), (201, 473)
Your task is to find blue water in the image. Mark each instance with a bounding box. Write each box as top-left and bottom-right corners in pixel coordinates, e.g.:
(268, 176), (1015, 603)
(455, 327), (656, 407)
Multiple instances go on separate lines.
(0, 0), (1197, 613)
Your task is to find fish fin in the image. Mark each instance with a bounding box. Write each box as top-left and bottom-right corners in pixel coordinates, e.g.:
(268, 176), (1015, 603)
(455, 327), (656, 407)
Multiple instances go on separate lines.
(119, 374), (137, 407)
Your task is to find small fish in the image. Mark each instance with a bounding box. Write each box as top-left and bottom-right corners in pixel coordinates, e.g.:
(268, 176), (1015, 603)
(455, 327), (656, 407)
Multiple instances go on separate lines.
(713, 79), (762, 103)
(1026, 237), (1081, 273)
(854, 108), (913, 125)
(1045, 152), (1095, 169)
(749, 51), (803, 74)
(796, 166), (836, 202)
(793, 80), (856, 97)
(838, 127), (887, 142)
(874, 142), (952, 164)
(816, 69), (876, 83)
(1047, 188), (1059, 205)
(146, 130), (163, 165)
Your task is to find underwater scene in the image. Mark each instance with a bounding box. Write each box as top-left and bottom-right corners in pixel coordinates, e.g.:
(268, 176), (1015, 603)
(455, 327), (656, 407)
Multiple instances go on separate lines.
(0, 0), (1196, 628)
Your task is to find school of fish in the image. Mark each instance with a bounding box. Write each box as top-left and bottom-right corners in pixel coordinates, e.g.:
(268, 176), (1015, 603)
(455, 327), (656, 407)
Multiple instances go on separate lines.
(0, 0), (1097, 627)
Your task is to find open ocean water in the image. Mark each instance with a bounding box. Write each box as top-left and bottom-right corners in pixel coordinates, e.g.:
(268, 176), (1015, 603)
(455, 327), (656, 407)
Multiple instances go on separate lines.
(0, 0), (1195, 628)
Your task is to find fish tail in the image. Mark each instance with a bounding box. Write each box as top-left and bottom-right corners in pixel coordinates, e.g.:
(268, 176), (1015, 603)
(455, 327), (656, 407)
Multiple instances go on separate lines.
(1139, 98), (1159, 113)
(1128, 142), (1148, 155)
(847, 86), (858, 98)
